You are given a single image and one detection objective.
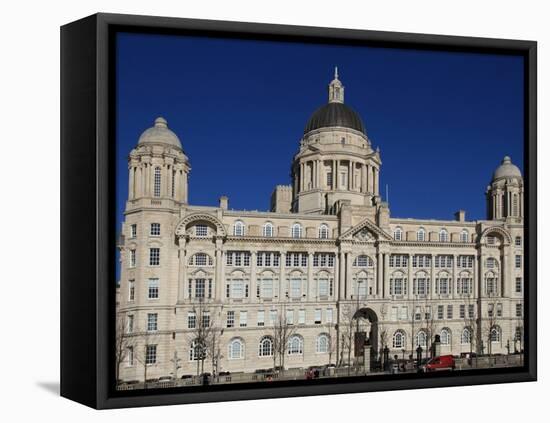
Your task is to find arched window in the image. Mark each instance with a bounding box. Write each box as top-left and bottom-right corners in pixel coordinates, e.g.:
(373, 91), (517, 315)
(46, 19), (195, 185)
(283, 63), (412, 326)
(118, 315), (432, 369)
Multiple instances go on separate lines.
(319, 224), (329, 239)
(485, 271), (498, 296)
(460, 230), (469, 243)
(228, 338), (244, 359)
(189, 340), (206, 361)
(394, 227), (403, 241)
(353, 255), (374, 267)
(262, 222), (274, 237)
(291, 223), (302, 239)
(417, 228), (426, 242)
(490, 326), (501, 343)
(416, 330), (427, 347)
(153, 167), (162, 197)
(461, 327), (472, 344)
(258, 336), (273, 357)
(188, 253), (213, 267)
(439, 229), (449, 242)
(393, 330), (406, 349)
(233, 221), (245, 236)
(287, 335), (303, 355)
(440, 328), (451, 346)
(316, 333), (330, 353)
(486, 257), (498, 269)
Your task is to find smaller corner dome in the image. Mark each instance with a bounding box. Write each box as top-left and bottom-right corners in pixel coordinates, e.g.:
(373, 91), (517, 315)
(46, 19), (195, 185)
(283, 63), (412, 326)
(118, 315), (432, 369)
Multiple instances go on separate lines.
(138, 117), (182, 149)
(492, 156), (522, 180)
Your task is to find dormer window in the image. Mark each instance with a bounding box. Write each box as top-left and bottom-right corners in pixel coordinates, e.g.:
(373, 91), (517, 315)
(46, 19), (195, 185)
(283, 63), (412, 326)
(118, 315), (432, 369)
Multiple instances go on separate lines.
(234, 221), (245, 236)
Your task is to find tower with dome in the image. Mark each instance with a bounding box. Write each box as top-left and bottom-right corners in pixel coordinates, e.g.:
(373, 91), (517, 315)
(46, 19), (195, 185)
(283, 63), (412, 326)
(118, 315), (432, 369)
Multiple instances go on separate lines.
(116, 70), (524, 385)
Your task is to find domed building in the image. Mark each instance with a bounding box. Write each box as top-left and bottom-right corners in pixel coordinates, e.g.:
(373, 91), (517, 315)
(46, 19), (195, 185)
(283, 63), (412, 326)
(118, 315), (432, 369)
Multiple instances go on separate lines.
(116, 70), (524, 386)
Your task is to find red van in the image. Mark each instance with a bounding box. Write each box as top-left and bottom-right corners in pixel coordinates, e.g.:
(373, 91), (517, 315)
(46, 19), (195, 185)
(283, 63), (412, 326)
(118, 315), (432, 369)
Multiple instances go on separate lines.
(422, 355), (455, 372)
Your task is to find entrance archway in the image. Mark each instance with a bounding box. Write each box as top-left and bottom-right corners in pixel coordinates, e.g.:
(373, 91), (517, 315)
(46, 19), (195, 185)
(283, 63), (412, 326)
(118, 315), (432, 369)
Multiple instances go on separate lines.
(352, 308), (378, 359)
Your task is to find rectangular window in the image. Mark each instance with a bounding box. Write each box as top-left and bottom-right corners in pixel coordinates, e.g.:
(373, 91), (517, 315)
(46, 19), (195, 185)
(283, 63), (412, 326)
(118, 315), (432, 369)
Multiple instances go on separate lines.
(153, 167), (161, 197)
(497, 303), (503, 317)
(286, 252), (308, 267)
(195, 279), (205, 298)
(270, 309), (277, 326)
(458, 255), (474, 268)
(230, 279), (245, 299)
(202, 312), (210, 328)
(515, 277), (522, 293)
(459, 304), (466, 319)
(286, 309), (294, 325)
(326, 172), (332, 187)
(318, 278), (329, 297)
(488, 303), (494, 317)
(391, 306), (398, 321)
(400, 306), (408, 321)
(298, 309), (306, 324)
(260, 278), (273, 298)
(187, 312), (196, 329)
(515, 236), (522, 247)
(437, 305), (444, 320)
(240, 311), (248, 327)
(313, 253), (335, 267)
(414, 307), (421, 321)
(149, 248), (160, 266)
(257, 310), (265, 326)
(150, 223), (160, 236)
(148, 278), (159, 299)
(130, 224), (137, 238)
(257, 252), (280, 267)
(314, 309), (322, 324)
(129, 250), (136, 268)
(128, 280), (135, 301)
(515, 255), (522, 268)
(468, 304), (475, 318)
(516, 303), (523, 317)
(326, 308), (333, 323)
(127, 315), (134, 333)
(391, 278), (404, 296)
(447, 305), (453, 320)
(413, 255), (431, 268)
(226, 311), (235, 328)
(145, 345), (157, 365)
(290, 278), (302, 298)
(195, 224), (207, 237)
(147, 313), (158, 332)
(226, 251), (251, 267)
(127, 346), (134, 366)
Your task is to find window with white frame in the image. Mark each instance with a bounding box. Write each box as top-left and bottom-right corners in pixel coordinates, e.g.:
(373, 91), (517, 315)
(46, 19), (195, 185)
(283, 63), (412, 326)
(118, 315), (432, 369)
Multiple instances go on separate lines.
(226, 311), (235, 328)
(153, 167), (161, 197)
(487, 303), (494, 318)
(257, 310), (265, 326)
(262, 222), (274, 237)
(393, 330), (405, 349)
(314, 309), (322, 324)
(316, 333), (329, 353)
(389, 254), (409, 267)
(130, 224), (137, 239)
(227, 279), (247, 299)
(490, 326), (501, 342)
(145, 344), (157, 364)
(149, 248), (160, 266)
(393, 227), (403, 241)
(256, 252), (280, 267)
(298, 309), (306, 324)
(147, 313), (158, 332)
(319, 224), (330, 239)
(189, 340), (206, 361)
(291, 223), (302, 239)
(195, 224), (208, 237)
(258, 277), (274, 299)
(400, 306), (408, 321)
(447, 305), (453, 319)
(312, 253), (335, 268)
(460, 230), (469, 243)
(486, 274), (498, 296)
(189, 252), (213, 267)
(416, 330), (427, 347)
(287, 335), (303, 355)
(289, 278), (302, 298)
(515, 277), (522, 293)
(150, 223), (160, 237)
(202, 312), (210, 328)
(515, 236), (522, 247)
(496, 303), (503, 317)
(468, 304), (474, 318)
(228, 338), (244, 359)
(440, 328), (451, 345)
(148, 278), (159, 299)
(128, 280), (135, 301)
(413, 276), (429, 295)
(417, 228), (426, 241)
(239, 311), (247, 327)
(259, 336), (273, 356)
(318, 277), (330, 297)
(486, 257), (497, 269)
(486, 235), (496, 245)
(414, 306), (422, 321)
(461, 328), (471, 344)
(286, 309), (294, 325)
(457, 277), (473, 295)
(353, 255), (374, 267)
(434, 255), (453, 268)
(127, 314), (134, 333)
(412, 255), (431, 268)
(187, 312), (196, 329)
(226, 251), (251, 267)
(285, 252), (308, 267)
(516, 303), (523, 318)
(269, 309), (277, 326)
(390, 277), (406, 296)
(436, 276), (450, 295)
(129, 249), (136, 268)
(458, 255), (474, 268)
(515, 255), (522, 268)
(459, 304), (466, 319)
(233, 221), (245, 236)
(127, 346), (134, 366)
(439, 229), (449, 242)
(326, 308), (333, 323)
(437, 305), (444, 320)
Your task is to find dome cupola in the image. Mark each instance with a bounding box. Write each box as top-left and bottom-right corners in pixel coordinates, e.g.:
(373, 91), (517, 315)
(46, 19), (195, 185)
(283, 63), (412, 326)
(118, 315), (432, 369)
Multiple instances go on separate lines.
(138, 117), (183, 149)
(492, 156), (522, 181)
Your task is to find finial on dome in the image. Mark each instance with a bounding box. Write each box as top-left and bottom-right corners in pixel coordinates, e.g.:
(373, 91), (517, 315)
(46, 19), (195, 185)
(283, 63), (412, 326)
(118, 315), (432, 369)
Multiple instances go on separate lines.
(502, 155), (511, 164)
(328, 67), (344, 103)
(154, 117), (168, 128)
(334, 66), (339, 80)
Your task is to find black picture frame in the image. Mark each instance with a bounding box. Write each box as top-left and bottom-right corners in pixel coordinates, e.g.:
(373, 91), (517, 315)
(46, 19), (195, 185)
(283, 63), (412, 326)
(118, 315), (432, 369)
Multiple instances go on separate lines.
(60, 12), (537, 409)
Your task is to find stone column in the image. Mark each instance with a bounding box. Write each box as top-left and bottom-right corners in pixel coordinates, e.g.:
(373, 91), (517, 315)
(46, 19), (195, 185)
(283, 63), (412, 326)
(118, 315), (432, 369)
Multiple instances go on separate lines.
(215, 241), (224, 300)
(374, 168), (379, 195)
(348, 161), (353, 190)
(346, 252), (353, 299)
(452, 254), (458, 299)
(376, 251), (383, 297)
(334, 251), (339, 299)
(501, 250), (507, 297)
(335, 160), (339, 190)
(307, 252), (314, 300)
(339, 251), (345, 300)
(128, 166), (135, 200)
(383, 253), (390, 298)
(250, 250), (257, 302)
(174, 167), (181, 202)
(332, 159), (337, 190)
(178, 236), (187, 301)
(407, 253), (413, 300)
(430, 254), (436, 299)
(279, 252), (286, 302)
(300, 162), (304, 192)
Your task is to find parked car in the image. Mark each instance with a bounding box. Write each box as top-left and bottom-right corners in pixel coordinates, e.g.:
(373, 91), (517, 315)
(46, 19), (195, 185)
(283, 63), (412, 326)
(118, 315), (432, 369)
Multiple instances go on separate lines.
(158, 376), (173, 383)
(421, 355), (455, 372)
(218, 371), (231, 376)
(180, 374), (193, 380)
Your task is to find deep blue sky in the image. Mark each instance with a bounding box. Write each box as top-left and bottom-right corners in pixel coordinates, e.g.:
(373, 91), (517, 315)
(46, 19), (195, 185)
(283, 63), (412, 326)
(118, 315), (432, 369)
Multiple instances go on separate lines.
(116, 32), (524, 231)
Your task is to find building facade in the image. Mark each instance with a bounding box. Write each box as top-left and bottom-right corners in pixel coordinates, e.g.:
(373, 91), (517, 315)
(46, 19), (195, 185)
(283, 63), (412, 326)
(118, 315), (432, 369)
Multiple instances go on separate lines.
(116, 70), (524, 381)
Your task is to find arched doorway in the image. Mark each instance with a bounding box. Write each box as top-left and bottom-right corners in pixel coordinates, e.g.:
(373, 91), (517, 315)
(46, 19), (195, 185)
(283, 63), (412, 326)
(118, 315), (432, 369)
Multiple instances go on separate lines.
(352, 308), (378, 360)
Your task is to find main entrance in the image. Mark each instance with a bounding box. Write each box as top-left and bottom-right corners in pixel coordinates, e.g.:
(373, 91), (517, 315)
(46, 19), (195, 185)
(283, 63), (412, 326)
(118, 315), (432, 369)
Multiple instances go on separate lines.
(353, 308), (378, 359)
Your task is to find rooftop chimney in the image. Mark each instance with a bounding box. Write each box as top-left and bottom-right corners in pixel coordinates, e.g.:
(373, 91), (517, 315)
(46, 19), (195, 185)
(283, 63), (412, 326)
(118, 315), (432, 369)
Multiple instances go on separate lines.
(219, 195), (228, 210)
(454, 210), (466, 222)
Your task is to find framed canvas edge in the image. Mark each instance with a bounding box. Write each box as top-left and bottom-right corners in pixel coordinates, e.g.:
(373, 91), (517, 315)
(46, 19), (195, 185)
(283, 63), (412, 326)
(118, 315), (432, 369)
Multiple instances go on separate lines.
(61, 12), (537, 410)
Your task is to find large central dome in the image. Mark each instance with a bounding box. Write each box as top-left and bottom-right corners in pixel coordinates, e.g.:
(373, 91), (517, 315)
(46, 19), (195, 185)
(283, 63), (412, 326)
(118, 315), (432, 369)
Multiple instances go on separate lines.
(304, 102), (365, 134)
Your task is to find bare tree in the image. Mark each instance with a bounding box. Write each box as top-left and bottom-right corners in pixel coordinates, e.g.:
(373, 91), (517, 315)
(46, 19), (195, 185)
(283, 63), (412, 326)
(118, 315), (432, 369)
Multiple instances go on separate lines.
(271, 304), (296, 375)
(186, 298), (218, 378)
(483, 298), (499, 359)
(462, 294), (479, 367)
(514, 299), (524, 364)
(421, 299), (436, 359)
(133, 325), (159, 389)
(324, 320), (337, 366)
(115, 313), (134, 385)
